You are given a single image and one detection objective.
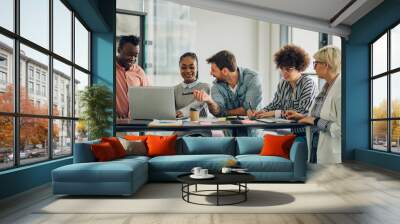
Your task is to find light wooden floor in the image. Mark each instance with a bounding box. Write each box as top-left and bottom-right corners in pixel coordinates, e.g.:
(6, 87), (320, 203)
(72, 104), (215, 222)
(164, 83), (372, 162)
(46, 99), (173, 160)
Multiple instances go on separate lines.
(1, 162), (400, 224)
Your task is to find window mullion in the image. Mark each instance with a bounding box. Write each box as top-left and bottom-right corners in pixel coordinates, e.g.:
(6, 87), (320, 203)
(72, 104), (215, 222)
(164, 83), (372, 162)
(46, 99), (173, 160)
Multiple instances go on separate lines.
(49, 0), (54, 160)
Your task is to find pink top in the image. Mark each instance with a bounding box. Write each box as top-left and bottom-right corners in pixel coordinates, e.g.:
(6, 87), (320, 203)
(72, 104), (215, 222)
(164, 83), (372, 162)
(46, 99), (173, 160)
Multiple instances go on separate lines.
(116, 63), (149, 119)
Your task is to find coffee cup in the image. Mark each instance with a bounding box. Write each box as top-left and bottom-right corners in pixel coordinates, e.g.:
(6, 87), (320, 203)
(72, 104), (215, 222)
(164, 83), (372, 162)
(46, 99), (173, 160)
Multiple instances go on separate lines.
(191, 167), (202, 176)
(199, 169), (208, 176)
(190, 108), (200, 121)
(221, 167), (232, 174)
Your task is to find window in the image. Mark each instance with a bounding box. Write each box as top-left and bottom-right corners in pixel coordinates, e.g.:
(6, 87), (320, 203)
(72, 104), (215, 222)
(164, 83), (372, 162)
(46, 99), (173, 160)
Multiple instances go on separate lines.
(42, 85), (46, 97)
(28, 67), (34, 80)
(35, 83), (40, 95)
(0, 0), (14, 31)
(370, 23), (400, 153)
(28, 81), (34, 94)
(74, 18), (89, 70)
(0, 0), (91, 170)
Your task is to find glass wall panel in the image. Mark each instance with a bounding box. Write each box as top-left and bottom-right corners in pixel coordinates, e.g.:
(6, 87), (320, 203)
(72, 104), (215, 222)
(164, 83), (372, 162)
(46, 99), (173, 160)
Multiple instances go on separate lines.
(391, 72), (400, 118)
(74, 69), (89, 118)
(20, 117), (49, 165)
(372, 77), (387, 119)
(0, 116), (13, 170)
(75, 120), (88, 143)
(117, 0), (144, 12)
(53, 0), (72, 60)
(0, 34), (14, 113)
(20, 0), (49, 49)
(391, 120), (400, 153)
(74, 18), (89, 70)
(372, 34), (387, 76)
(53, 59), (72, 117)
(53, 119), (72, 157)
(0, 0), (14, 31)
(372, 121), (388, 151)
(20, 44), (49, 115)
(391, 24), (400, 70)
(292, 28), (319, 74)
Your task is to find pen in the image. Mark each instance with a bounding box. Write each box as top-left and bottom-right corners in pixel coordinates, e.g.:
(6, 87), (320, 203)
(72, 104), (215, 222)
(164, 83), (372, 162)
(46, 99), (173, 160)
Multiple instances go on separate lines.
(182, 92), (194, 95)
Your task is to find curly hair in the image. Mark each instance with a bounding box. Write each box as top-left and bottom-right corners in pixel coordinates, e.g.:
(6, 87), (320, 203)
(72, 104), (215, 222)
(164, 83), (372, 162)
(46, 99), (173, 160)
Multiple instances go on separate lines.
(274, 44), (310, 72)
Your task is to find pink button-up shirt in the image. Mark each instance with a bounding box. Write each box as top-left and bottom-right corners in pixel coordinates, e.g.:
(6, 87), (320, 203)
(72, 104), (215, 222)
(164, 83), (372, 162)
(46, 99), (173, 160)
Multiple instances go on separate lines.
(116, 63), (149, 119)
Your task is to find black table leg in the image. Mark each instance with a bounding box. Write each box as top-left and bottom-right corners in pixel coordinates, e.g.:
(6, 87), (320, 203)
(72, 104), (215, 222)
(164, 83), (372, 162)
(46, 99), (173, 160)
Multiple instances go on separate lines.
(216, 184), (219, 206)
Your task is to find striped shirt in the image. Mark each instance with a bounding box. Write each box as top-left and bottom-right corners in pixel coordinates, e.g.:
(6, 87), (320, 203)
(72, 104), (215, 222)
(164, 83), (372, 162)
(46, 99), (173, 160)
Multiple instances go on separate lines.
(263, 74), (317, 135)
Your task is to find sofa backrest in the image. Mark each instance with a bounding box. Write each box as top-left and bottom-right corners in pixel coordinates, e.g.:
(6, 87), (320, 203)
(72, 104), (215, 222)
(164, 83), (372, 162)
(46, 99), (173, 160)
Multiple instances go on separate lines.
(236, 137), (263, 155)
(73, 140), (100, 163)
(180, 137), (235, 155)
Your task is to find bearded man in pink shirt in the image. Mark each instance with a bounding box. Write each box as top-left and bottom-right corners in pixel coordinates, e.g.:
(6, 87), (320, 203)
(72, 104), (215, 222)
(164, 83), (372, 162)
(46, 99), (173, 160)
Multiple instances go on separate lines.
(116, 35), (149, 120)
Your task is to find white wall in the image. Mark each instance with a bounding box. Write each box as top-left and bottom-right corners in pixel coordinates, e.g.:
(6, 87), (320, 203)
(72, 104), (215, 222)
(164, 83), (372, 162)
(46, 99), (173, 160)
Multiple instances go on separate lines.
(190, 7), (259, 85)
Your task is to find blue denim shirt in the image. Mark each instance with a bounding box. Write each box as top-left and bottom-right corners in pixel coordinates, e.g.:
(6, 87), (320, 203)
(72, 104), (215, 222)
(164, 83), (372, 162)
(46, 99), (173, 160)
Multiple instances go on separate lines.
(211, 67), (263, 117)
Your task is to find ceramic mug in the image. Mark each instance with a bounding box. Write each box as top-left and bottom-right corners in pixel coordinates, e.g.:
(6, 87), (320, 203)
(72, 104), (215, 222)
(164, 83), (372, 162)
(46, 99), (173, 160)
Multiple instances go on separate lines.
(199, 169), (208, 176)
(221, 167), (232, 174)
(191, 167), (202, 176)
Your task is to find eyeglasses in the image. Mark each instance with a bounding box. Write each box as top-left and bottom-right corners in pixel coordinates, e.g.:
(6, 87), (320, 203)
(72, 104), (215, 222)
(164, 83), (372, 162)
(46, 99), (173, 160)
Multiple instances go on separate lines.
(279, 67), (296, 73)
(313, 61), (325, 67)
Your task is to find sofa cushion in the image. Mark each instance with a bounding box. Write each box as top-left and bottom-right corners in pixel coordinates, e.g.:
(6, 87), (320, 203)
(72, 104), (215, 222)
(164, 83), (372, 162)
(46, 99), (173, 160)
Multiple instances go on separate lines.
(236, 137), (263, 155)
(91, 142), (118, 162)
(149, 154), (235, 172)
(260, 134), (296, 159)
(101, 137), (127, 158)
(52, 159), (147, 183)
(181, 137), (235, 155)
(147, 135), (177, 157)
(120, 139), (147, 156)
(236, 155), (293, 172)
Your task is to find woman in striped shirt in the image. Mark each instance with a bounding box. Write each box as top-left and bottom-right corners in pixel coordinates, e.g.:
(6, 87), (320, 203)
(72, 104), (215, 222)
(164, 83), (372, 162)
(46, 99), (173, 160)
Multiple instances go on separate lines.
(248, 44), (318, 135)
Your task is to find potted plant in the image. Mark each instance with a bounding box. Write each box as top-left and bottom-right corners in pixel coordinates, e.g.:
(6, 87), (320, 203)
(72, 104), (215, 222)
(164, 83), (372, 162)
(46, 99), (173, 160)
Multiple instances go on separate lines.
(79, 84), (113, 140)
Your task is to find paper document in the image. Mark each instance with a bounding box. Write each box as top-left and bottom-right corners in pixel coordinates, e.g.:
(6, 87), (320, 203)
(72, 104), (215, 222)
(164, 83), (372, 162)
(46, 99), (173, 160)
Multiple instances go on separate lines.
(149, 119), (183, 126)
(256, 118), (296, 123)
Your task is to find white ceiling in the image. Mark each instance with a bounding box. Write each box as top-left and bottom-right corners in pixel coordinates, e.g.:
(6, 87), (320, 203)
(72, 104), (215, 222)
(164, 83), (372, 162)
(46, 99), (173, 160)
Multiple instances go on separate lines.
(166, 0), (384, 37)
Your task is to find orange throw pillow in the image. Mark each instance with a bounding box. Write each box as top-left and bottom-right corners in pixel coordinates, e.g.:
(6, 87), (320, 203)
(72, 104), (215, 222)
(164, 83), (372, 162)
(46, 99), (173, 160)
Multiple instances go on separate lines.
(260, 134), (296, 159)
(125, 135), (149, 142)
(91, 142), (117, 161)
(146, 135), (177, 157)
(101, 137), (126, 158)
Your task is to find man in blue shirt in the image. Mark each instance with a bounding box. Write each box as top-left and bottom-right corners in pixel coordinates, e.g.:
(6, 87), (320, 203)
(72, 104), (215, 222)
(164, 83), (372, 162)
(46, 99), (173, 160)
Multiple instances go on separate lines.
(193, 50), (263, 117)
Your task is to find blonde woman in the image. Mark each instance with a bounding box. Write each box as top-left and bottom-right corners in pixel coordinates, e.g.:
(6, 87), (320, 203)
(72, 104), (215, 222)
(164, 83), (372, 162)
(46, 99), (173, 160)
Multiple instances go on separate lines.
(285, 46), (341, 164)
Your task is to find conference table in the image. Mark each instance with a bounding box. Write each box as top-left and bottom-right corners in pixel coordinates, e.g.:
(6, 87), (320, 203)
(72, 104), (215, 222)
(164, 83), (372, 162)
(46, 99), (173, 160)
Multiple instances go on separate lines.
(116, 119), (307, 137)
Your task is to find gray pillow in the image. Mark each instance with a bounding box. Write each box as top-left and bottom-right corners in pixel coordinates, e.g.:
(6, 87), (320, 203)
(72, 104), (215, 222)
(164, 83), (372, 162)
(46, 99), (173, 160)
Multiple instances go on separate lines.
(119, 138), (147, 156)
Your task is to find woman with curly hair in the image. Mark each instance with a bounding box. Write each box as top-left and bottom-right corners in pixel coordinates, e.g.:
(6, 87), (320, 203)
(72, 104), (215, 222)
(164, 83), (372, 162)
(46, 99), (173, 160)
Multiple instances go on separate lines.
(248, 44), (318, 135)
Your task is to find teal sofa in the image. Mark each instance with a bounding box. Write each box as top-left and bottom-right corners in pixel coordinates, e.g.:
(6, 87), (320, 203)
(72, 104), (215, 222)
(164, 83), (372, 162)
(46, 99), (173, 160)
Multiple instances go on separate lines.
(52, 137), (307, 196)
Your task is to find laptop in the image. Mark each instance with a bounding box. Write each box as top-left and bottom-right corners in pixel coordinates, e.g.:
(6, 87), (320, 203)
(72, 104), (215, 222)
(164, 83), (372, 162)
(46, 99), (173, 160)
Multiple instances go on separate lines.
(128, 86), (176, 120)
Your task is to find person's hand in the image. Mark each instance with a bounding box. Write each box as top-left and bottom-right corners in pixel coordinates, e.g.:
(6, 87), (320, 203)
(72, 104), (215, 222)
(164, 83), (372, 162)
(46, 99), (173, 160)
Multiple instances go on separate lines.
(284, 110), (305, 120)
(193, 89), (211, 103)
(176, 111), (183, 118)
(254, 111), (274, 118)
(299, 116), (315, 125)
(247, 109), (256, 120)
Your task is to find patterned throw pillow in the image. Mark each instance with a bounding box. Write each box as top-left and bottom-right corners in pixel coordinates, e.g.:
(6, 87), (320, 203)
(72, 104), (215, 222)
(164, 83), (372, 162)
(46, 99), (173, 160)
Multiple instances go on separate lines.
(119, 138), (147, 156)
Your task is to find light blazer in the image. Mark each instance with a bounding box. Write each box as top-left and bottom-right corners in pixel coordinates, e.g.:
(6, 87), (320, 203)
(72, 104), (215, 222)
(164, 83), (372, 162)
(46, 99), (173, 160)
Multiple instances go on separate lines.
(306, 75), (341, 164)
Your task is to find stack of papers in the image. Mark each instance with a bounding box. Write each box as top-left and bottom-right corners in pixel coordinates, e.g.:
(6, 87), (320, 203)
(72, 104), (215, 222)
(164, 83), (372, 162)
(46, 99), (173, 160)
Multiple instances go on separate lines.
(256, 118), (296, 123)
(148, 119), (183, 126)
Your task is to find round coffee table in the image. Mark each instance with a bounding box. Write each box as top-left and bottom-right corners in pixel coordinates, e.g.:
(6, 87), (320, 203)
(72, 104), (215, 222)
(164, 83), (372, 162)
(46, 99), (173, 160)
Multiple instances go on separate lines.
(177, 173), (255, 206)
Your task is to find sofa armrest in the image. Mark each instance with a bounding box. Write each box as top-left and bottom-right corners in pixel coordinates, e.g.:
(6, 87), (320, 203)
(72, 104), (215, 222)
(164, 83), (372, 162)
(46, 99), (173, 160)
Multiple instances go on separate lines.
(289, 139), (308, 181)
(73, 140), (100, 163)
